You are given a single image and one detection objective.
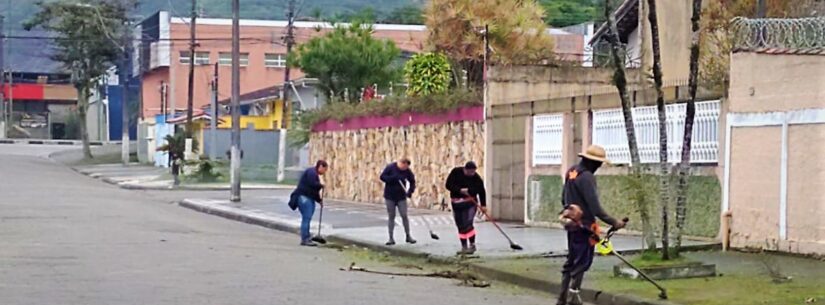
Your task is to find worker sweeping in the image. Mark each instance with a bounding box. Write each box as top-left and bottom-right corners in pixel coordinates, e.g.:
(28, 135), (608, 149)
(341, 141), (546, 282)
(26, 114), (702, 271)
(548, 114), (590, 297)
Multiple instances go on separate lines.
(379, 158), (417, 246)
(445, 161), (487, 255)
(290, 160), (328, 247)
(556, 145), (625, 305)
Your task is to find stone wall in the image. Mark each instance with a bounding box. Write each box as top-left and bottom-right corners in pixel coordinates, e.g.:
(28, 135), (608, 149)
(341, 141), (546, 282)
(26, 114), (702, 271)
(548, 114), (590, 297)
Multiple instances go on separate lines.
(309, 119), (484, 208)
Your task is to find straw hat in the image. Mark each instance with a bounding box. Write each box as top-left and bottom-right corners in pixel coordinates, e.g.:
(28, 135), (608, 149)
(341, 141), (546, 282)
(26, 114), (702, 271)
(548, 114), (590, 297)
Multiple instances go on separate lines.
(579, 145), (610, 164)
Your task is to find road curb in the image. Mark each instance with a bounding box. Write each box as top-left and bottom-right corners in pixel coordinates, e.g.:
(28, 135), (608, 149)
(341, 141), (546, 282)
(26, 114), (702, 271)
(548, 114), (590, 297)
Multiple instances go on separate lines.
(0, 139), (112, 146)
(121, 183), (294, 191)
(179, 199), (303, 234)
(177, 198), (679, 305)
(71, 166), (293, 191)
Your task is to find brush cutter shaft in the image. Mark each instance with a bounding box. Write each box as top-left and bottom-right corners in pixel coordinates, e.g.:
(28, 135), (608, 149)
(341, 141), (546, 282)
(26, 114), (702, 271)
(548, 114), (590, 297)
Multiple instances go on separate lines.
(600, 218), (667, 299)
(612, 251), (667, 292)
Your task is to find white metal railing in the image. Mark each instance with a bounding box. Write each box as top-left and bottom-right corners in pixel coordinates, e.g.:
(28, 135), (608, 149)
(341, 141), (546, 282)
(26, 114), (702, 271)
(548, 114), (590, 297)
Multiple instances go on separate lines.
(592, 100), (720, 164)
(532, 114), (565, 165)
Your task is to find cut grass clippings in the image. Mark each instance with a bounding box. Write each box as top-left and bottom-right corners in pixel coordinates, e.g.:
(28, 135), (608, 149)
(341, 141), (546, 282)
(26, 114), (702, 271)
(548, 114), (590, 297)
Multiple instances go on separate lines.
(629, 250), (693, 268)
(473, 251), (825, 305)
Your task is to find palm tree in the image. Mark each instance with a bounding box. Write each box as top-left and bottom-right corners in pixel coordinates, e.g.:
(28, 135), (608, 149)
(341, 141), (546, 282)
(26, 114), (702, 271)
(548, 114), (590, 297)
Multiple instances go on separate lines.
(674, 0), (704, 254)
(425, 0), (555, 87)
(647, 0), (671, 260)
(604, 0), (656, 250)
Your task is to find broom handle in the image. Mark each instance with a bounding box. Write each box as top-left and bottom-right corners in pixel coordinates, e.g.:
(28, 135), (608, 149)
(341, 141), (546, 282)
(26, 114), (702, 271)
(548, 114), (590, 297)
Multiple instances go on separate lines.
(468, 196), (515, 244)
(317, 176), (326, 235)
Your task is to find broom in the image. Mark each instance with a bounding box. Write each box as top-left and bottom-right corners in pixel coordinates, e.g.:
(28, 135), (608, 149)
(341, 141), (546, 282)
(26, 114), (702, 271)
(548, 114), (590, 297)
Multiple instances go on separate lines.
(400, 180), (439, 240)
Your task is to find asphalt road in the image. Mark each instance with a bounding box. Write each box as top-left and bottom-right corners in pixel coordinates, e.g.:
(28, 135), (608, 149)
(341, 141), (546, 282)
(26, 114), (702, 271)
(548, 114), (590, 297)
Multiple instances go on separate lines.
(0, 144), (558, 305)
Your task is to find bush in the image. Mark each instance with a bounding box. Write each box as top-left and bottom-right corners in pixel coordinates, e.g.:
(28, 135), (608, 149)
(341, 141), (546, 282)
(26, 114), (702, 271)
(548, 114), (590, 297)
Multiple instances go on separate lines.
(404, 52), (452, 96)
(187, 159), (223, 183)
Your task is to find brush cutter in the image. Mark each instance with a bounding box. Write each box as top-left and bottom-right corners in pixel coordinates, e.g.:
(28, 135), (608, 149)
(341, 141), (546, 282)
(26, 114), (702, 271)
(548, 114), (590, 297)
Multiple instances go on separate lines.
(310, 189), (328, 244)
(469, 197), (523, 251)
(593, 218), (668, 300)
(400, 180), (439, 240)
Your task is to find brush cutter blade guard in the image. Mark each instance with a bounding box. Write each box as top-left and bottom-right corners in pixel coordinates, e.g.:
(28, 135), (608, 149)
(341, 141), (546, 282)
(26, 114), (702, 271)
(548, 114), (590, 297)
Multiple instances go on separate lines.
(595, 239), (613, 255)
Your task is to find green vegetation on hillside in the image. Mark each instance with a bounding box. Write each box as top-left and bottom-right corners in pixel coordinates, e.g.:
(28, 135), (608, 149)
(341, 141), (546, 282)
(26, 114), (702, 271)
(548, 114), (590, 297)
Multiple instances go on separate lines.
(3, 0), (608, 30)
(540, 0), (603, 28)
(2, 0), (419, 30)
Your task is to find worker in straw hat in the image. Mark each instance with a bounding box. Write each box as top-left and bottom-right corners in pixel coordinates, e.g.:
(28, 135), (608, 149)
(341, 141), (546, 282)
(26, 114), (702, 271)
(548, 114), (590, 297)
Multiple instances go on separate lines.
(556, 145), (625, 305)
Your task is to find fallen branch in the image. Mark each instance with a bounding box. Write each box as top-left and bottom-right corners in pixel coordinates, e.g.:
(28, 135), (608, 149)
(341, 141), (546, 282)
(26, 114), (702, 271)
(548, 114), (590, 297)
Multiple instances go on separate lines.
(340, 262), (491, 288)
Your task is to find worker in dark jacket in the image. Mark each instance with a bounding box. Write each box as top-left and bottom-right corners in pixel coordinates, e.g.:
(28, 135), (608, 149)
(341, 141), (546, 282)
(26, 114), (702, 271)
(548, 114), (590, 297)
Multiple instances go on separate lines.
(379, 158), (416, 246)
(556, 145), (625, 305)
(168, 152), (182, 186)
(445, 161), (487, 255)
(295, 160), (328, 247)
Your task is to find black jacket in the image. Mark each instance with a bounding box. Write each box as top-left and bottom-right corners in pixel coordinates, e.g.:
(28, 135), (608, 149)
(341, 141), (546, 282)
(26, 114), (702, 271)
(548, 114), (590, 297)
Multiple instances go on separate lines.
(561, 163), (618, 227)
(295, 167), (324, 203)
(445, 167), (487, 206)
(380, 163), (416, 201)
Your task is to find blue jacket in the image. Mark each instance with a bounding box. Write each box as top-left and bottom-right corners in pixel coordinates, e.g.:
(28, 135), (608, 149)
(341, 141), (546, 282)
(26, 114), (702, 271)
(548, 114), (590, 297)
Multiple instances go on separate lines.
(380, 163), (415, 201)
(295, 167), (324, 203)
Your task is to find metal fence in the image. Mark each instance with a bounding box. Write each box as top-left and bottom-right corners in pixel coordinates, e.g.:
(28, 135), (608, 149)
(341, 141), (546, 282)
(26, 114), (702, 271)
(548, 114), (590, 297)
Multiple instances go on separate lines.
(731, 17), (825, 50)
(592, 100), (721, 164)
(532, 114), (565, 165)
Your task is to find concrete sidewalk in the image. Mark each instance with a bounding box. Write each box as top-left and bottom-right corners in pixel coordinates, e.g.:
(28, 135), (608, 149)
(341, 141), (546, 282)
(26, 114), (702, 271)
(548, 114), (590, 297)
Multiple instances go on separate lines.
(180, 195), (716, 259)
(73, 163), (293, 191)
(179, 195), (717, 305)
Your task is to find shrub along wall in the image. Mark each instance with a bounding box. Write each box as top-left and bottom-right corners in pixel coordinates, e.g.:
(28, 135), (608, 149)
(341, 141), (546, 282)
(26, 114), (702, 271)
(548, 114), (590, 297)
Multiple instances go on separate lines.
(309, 109), (484, 208)
(528, 172), (721, 238)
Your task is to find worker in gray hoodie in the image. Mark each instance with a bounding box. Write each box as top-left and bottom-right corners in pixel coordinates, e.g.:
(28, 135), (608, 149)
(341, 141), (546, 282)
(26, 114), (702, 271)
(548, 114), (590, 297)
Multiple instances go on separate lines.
(379, 158), (417, 246)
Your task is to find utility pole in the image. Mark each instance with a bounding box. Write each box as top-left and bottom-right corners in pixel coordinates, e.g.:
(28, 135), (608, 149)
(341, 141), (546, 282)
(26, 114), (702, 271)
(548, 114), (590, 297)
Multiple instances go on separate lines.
(120, 21), (132, 166)
(230, 0), (242, 202)
(278, 0), (296, 182)
(756, 0), (767, 17)
(185, 0), (198, 135)
(7, 70), (12, 136)
(160, 81), (167, 118)
(0, 14), (5, 138)
(210, 62), (218, 161)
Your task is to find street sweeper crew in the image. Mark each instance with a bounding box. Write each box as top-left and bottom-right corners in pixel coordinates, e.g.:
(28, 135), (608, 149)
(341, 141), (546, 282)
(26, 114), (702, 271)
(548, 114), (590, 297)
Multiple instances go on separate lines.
(379, 158), (417, 246)
(445, 161), (487, 255)
(293, 160), (328, 247)
(556, 145), (625, 305)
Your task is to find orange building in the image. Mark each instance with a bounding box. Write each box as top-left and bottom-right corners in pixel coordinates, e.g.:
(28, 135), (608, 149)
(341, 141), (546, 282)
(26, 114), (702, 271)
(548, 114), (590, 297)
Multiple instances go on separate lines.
(135, 11), (427, 120)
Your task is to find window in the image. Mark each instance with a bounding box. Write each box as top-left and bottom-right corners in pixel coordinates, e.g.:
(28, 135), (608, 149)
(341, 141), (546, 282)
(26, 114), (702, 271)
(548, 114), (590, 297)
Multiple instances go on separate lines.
(219, 52), (249, 67)
(179, 51), (210, 65)
(265, 53), (287, 68)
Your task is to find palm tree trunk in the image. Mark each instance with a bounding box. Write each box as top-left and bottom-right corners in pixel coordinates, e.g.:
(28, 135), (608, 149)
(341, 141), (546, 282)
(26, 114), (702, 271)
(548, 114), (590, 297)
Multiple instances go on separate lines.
(604, 0), (656, 250)
(647, 0), (670, 260)
(77, 87), (93, 160)
(675, 0), (704, 254)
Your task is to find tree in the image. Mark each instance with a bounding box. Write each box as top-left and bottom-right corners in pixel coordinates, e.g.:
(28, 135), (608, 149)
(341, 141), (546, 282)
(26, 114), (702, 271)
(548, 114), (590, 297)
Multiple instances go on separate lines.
(425, 0), (555, 87)
(603, 0), (656, 251)
(646, 0), (671, 260)
(674, 0), (704, 255)
(700, 0), (824, 94)
(404, 52), (452, 96)
(540, 0), (600, 27)
(157, 131), (199, 157)
(289, 22), (401, 102)
(384, 5), (424, 25)
(24, 0), (131, 159)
